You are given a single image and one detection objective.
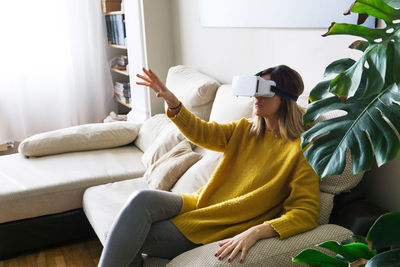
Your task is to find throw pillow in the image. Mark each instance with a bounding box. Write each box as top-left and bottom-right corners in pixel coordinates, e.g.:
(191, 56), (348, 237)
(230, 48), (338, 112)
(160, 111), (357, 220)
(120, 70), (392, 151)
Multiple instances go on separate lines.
(140, 123), (185, 168)
(19, 121), (141, 157)
(170, 150), (222, 193)
(144, 140), (202, 191)
(134, 114), (171, 152)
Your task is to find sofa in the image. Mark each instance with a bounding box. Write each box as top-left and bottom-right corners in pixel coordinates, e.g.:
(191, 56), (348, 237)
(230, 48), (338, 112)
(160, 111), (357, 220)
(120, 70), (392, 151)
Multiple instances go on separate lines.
(0, 65), (366, 266)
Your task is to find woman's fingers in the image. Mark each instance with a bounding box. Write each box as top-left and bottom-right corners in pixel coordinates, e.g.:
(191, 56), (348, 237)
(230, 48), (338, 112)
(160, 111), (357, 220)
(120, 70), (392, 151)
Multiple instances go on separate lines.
(218, 243), (234, 260)
(239, 247), (248, 263)
(218, 240), (230, 246)
(228, 242), (242, 263)
(136, 73), (152, 83)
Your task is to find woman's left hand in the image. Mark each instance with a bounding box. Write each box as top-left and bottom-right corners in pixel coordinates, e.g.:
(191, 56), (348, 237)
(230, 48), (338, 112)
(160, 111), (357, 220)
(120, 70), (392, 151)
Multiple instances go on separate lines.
(215, 223), (277, 263)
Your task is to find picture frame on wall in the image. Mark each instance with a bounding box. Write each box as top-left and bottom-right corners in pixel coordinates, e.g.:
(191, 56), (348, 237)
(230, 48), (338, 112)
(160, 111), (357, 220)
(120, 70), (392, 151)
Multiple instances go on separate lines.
(198, 0), (376, 29)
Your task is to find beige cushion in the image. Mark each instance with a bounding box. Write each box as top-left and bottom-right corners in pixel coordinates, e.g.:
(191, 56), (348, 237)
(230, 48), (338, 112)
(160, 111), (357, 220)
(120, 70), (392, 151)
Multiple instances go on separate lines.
(167, 224), (352, 267)
(0, 146), (145, 224)
(318, 192), (334, 225)
(19, 121), (141, 157)
(145, 141), (202, 191)
(320, 154), (364, 195)
(83, 178), (150, 245)
(170, 150), (222, 193)
(209, 84), (254, 123)
(141, 123), (185, 168)
(134, 114), (171, 152)
(166, 65), (220, 121)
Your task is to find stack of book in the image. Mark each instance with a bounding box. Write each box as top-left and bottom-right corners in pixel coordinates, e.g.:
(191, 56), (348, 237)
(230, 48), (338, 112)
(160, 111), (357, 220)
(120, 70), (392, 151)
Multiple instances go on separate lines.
(105, 14), (126, 46)
(114, 82), (131, 104)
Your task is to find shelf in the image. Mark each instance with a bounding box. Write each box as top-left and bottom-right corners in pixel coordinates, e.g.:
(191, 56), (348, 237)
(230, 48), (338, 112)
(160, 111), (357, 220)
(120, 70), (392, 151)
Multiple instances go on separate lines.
(114, 97), (131, 108)
(109, 44), (127, 50)
(111, 67), (129, 76)
(105, 11), (124, 15)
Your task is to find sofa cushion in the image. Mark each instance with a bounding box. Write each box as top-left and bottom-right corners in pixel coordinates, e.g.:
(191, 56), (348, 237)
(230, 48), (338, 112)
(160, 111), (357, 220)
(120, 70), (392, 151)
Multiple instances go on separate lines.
(19, 121), (141, 157)
(0, 146), (145, 224)
(134, 114), (171, 152)
(144, 141), (202, 190)
(318, 192), (334, 225)
(167, 224), (352, 267)
(319, 154), (364, 195)
(166, 65), (220, 121)
(141, 123), (185, 168)
(83, 178), (150, 245)
(209, 84), (254, 123)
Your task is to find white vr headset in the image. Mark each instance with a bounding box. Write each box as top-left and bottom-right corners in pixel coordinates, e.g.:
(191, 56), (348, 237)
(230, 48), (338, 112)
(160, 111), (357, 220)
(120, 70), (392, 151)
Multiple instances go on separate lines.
(232, 76), (298, 101)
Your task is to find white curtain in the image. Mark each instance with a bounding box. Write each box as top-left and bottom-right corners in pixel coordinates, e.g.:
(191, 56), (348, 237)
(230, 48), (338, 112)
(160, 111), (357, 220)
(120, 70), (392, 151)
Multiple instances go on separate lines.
(0, 0), (114, 143)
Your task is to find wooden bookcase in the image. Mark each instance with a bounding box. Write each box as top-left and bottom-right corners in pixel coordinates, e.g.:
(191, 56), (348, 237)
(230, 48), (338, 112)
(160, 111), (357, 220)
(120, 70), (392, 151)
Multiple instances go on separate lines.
(102, 0), (131, 110)
(101, 0), (175, 122)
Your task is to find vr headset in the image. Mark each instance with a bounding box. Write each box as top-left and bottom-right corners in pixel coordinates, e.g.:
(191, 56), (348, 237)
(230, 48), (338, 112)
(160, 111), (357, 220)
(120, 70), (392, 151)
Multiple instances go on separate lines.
(232, 76), (298, 101)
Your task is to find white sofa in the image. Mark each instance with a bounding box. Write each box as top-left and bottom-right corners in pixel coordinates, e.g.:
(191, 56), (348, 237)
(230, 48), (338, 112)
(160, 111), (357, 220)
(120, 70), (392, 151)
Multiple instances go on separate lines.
(0, 65), (363, 265)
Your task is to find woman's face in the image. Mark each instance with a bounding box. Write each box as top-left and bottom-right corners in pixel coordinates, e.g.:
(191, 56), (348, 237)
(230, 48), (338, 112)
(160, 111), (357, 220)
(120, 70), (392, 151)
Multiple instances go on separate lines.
(254, 74), (281, 118)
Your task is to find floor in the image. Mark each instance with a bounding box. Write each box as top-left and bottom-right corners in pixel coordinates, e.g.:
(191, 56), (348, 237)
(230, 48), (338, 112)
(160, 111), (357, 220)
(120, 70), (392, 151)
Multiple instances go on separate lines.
(0, 239), (102, 267)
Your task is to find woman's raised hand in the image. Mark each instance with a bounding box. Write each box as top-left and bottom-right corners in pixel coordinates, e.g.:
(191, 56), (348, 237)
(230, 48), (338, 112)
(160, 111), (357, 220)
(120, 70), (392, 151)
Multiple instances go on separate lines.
(136, 68), (180, 109)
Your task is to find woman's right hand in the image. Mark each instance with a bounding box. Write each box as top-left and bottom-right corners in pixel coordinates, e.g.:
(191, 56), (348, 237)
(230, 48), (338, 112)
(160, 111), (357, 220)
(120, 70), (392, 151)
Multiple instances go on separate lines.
(136, 68), (181, 111)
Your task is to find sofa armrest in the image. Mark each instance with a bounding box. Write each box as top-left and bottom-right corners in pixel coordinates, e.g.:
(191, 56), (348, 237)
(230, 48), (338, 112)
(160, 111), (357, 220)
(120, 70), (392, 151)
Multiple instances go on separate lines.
(167, 224), (352, 267)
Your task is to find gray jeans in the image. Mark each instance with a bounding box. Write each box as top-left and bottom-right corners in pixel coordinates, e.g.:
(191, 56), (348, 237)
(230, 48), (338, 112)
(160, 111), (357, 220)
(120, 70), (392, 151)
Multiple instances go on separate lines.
(98, 189), (200, 267)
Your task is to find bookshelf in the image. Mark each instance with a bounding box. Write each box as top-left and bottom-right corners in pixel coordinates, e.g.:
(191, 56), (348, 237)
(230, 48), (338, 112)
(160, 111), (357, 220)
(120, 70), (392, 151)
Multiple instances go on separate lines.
(102, 0), (175, 122)
(102, 0), (131, 111)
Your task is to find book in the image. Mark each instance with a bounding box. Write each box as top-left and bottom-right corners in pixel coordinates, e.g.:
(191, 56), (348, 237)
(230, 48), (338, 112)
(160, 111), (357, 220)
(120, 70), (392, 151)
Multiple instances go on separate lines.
(116, 14), (125, 46)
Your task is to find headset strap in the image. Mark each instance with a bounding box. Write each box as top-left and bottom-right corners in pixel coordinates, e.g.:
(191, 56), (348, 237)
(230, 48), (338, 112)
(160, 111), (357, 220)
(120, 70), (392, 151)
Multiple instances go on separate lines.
(271, 86), (298, 101)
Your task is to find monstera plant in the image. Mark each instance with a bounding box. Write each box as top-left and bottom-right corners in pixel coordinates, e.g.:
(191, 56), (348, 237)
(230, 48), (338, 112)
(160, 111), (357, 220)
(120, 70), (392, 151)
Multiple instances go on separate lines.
(301, 0), (400, 178)
(292, 212), (400, 266)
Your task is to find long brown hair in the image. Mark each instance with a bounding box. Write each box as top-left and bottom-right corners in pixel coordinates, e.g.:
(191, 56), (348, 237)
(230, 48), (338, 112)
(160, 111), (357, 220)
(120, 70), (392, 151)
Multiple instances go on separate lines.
(250, 65), (307, 141)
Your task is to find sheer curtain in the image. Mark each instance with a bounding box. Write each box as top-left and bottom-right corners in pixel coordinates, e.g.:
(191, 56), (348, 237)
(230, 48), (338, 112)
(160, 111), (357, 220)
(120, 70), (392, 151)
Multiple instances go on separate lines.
(0, 0), (114, 143)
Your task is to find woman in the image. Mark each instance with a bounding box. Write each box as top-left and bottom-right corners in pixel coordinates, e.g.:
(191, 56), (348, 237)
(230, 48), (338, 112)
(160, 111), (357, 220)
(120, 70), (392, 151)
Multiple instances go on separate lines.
(98, 65), (320, 267)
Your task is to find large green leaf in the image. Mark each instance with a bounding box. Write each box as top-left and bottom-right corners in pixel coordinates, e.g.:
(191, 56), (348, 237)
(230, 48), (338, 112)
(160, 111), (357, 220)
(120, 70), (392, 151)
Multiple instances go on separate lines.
(302, 84), (400, 177)
(323, 23), (388, 43)
(365, 248), (400, 267)
(292, 249), (348, 267)
(351, 0), (400, 24)
(318, 241), (376, 262)
(367, 212), (400, 250)
(309, 80), (333, 102)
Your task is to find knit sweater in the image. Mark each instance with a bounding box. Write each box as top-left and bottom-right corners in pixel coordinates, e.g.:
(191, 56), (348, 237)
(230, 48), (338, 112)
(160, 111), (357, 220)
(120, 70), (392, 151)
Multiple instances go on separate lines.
(168, 105), (320, 245)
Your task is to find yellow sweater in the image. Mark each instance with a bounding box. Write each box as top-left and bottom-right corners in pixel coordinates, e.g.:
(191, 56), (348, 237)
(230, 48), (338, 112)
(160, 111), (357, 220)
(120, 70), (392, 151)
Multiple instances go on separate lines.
(168, 105), (320, 244)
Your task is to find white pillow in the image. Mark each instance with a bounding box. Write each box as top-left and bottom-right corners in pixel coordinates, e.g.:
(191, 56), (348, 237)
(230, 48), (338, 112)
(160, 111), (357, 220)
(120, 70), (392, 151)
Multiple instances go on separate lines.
(209, 84), (254, 123)
(171, 150), (222, 193)
(166, 65), (220, 121)
(144, 141), (202, 191)
(19, 121), (141, 157)
(134, 114), (171, 152)
(141, 123), (185, 168)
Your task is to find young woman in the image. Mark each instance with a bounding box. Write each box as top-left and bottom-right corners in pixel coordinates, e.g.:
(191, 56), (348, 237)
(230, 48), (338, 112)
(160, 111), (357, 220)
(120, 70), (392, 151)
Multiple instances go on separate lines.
(98, 66), (320, 267)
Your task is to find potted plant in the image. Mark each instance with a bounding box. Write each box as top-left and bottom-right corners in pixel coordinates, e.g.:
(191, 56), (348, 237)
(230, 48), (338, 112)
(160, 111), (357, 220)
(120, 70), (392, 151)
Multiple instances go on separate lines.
(301, 0), (400, 178)
(292, 212), (400, 266)
(294, 0), (400, 265)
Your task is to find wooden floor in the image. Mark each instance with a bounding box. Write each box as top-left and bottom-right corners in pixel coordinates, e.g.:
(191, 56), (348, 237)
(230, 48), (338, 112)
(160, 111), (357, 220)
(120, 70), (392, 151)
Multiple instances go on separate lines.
(0, 239), (103, 267)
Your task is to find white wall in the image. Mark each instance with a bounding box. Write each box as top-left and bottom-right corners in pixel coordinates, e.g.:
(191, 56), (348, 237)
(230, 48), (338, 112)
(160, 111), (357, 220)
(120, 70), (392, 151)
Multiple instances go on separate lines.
(170, 0), (361, 92)
(169, 0), (400, 211)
